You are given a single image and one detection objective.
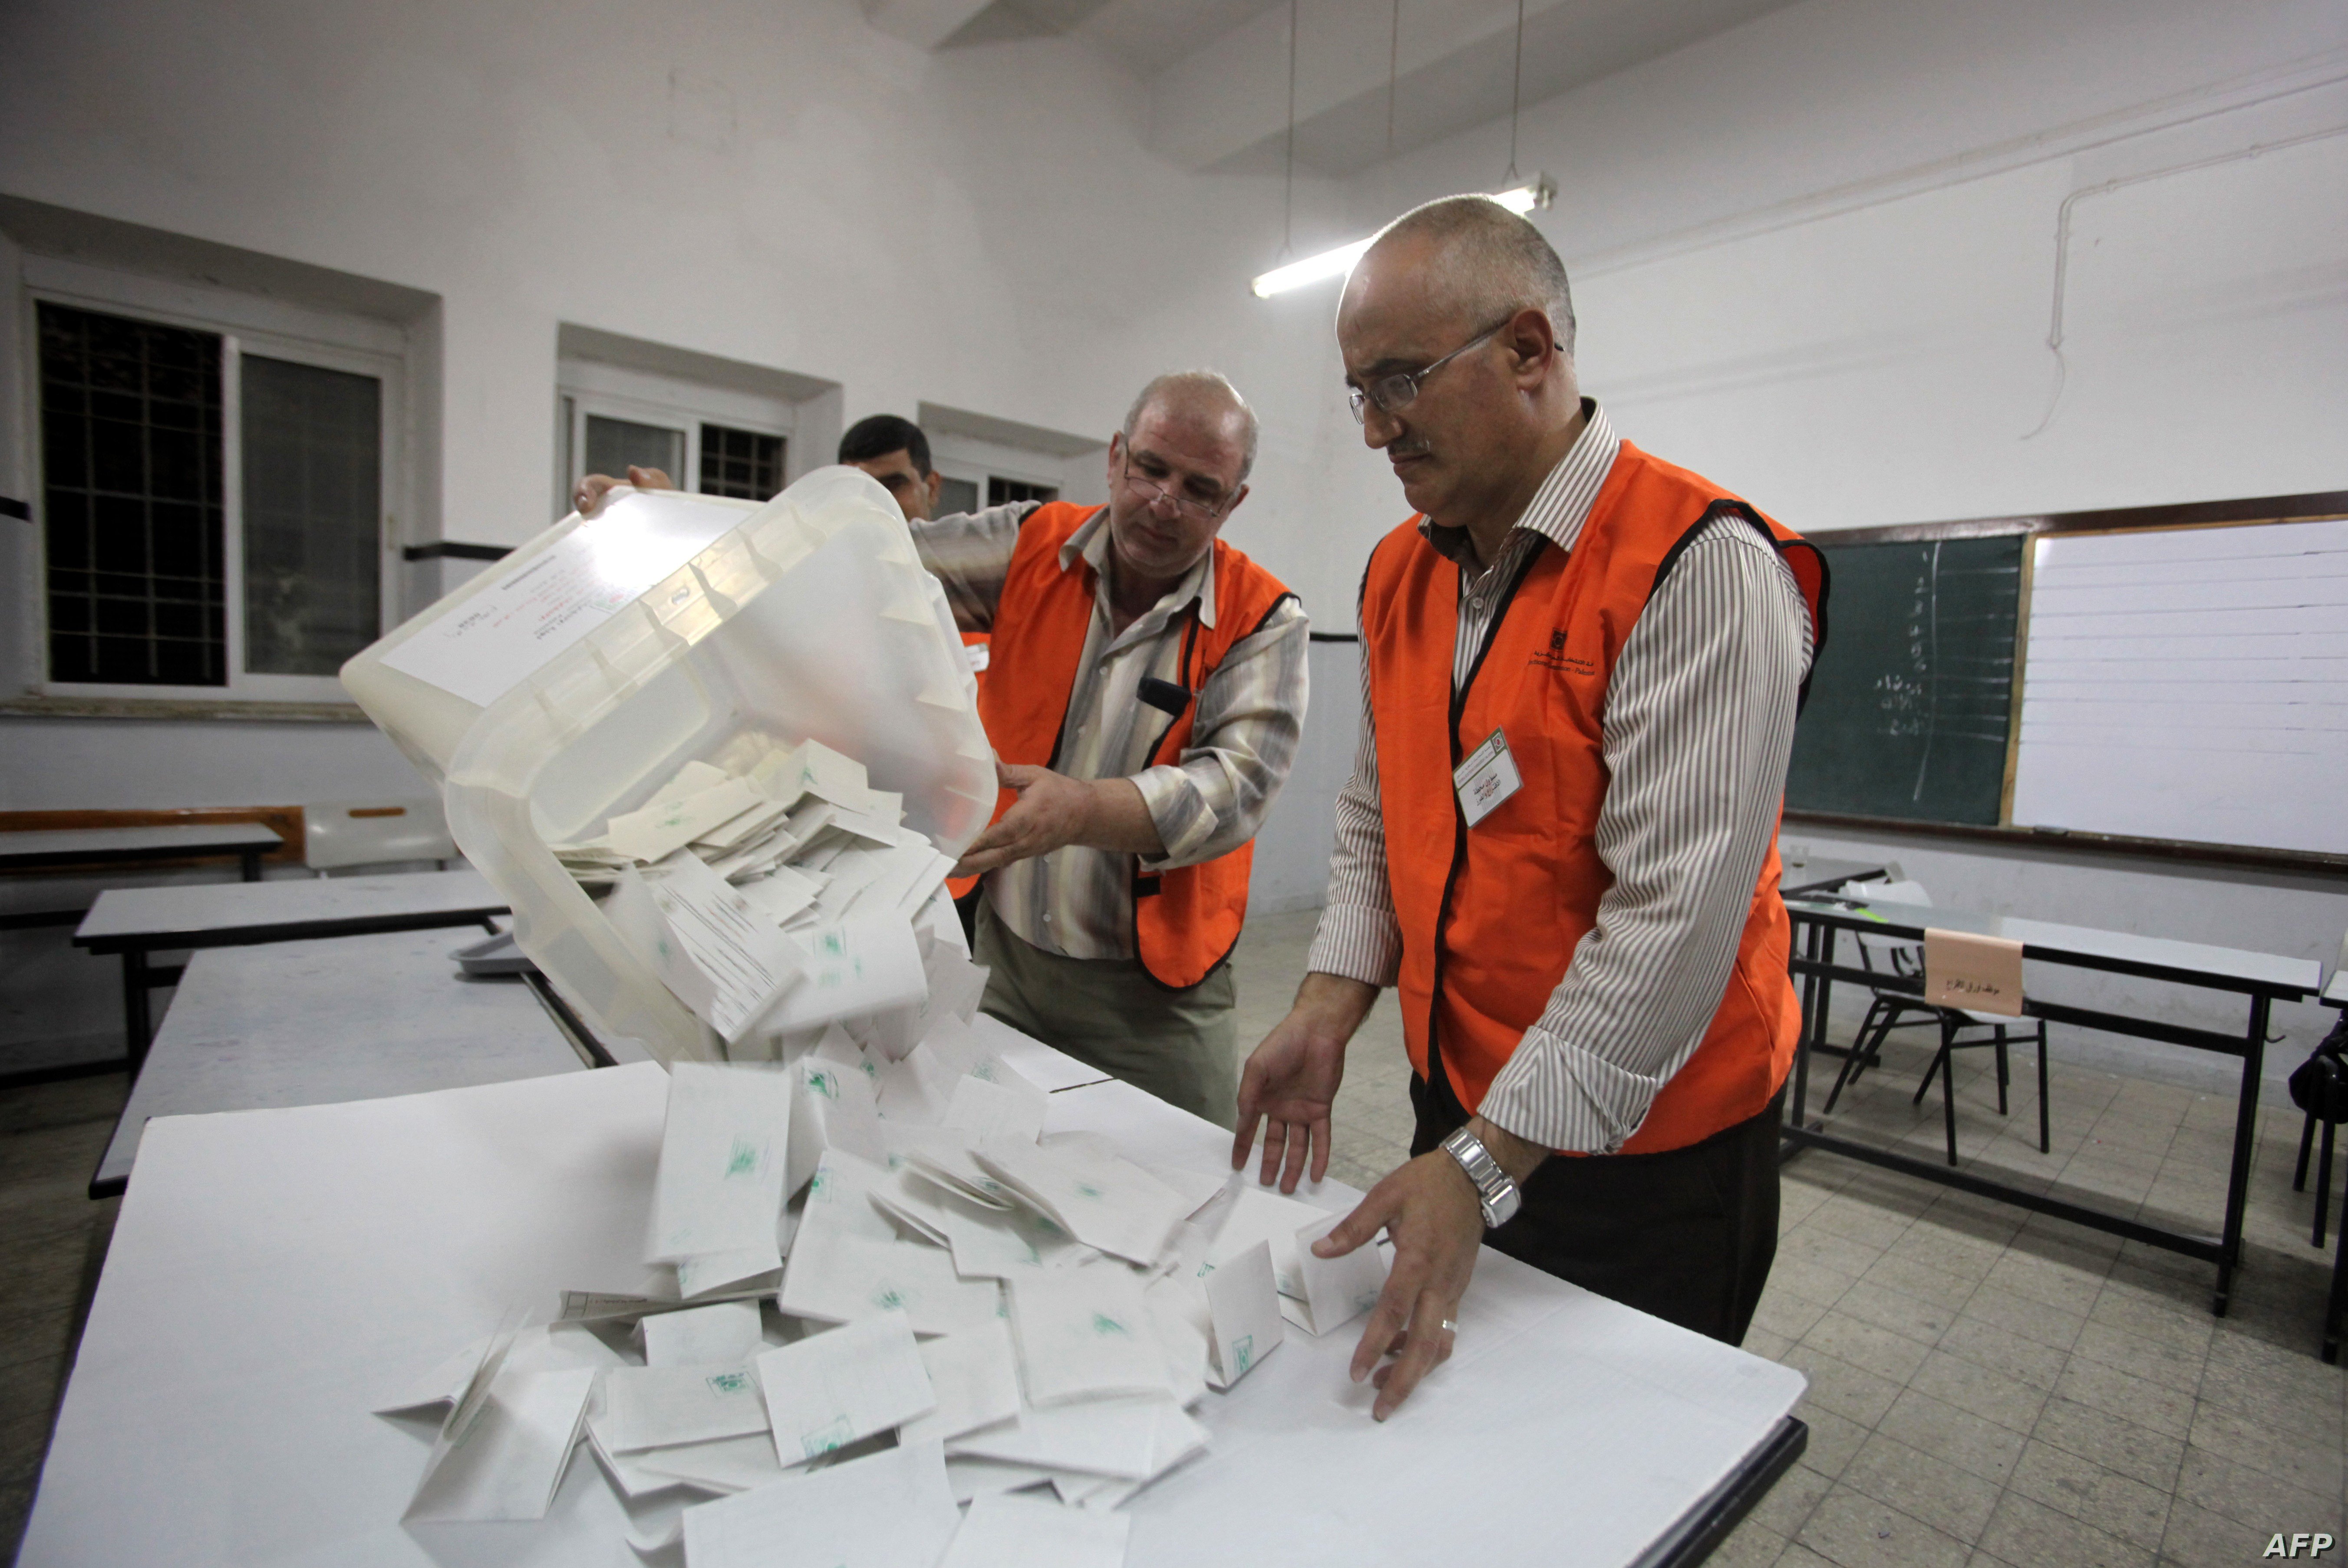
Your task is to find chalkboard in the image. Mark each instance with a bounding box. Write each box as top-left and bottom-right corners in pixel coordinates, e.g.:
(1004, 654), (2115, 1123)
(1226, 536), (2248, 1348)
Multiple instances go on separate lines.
(1786, 535), (2025, 825)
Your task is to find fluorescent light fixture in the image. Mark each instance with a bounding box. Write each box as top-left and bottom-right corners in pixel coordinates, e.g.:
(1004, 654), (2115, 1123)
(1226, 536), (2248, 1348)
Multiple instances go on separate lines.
(1251, 175), (1556, 298)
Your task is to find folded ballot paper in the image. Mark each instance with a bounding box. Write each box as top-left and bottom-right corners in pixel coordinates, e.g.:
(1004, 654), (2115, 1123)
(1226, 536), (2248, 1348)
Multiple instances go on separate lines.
(375, 985), (1397, 1565)
(550, 738), (957, 1053)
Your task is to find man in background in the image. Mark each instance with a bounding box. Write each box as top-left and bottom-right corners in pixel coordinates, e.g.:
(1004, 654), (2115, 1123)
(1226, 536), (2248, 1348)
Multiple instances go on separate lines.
(837, 412), (944, 523)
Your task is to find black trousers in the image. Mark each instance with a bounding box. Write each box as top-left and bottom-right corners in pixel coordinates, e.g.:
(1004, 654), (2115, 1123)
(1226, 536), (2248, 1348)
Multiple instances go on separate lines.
(1411, 1074), (1784, 1345)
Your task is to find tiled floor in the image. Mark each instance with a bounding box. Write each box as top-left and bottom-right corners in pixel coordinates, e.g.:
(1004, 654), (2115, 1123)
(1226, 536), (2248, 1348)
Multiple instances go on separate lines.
(2, 911), (2341, 1565)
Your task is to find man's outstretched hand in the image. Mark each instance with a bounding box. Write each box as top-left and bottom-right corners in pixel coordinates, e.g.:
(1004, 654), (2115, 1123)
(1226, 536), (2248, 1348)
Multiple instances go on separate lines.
(573, 465), (675, 516)
(1230, 973), (1376, 1193)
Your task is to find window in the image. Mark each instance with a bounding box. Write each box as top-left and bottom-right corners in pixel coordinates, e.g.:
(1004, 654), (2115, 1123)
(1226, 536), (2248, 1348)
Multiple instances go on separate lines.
(987, 476), (1059, 507)
(28, 284), (402, 703)
(557, 362), (791, 514)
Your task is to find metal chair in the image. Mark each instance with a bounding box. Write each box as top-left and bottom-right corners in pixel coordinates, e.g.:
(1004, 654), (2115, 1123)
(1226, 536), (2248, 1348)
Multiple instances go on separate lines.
(1819, 879), (2051, 1166)
(2292, 929), (2348, 1247)
(302, 798), (455, 876)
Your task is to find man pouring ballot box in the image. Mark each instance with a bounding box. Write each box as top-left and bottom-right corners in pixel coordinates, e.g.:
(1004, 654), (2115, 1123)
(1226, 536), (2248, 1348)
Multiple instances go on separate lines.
(1233, 194), (1826, 1419)
(578, 374), (1308, 1131)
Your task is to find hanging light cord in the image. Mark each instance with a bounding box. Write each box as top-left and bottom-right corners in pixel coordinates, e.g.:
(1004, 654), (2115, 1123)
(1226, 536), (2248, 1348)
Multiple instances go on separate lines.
(1386, 0), (1400, 156)
(1505, 0), (1525, 183)
(1282, 0), (1299, 257)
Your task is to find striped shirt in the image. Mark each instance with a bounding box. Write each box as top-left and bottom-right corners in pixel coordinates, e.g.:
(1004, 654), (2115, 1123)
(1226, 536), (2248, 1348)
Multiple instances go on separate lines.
(1305, 401), (1814, 1154)
(914, 502), (1310, 962)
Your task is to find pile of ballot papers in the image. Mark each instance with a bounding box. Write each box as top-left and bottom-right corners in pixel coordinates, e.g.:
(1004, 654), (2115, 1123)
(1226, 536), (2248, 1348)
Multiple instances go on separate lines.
(547, 738), (970, 1055)
(374, 1001), (1394, 1566)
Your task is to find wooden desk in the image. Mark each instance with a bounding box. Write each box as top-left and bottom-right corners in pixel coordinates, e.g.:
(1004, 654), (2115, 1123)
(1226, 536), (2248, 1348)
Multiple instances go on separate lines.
(27, 1057), (1807, 1567)
(1784, 896), (2320, 1313)
(74, 869), (509, 1068)
(88, 925), (634, 1198)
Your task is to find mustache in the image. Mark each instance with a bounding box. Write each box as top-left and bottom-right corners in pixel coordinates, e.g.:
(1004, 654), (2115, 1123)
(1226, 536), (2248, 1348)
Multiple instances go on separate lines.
(1388, 441), (1431, 460)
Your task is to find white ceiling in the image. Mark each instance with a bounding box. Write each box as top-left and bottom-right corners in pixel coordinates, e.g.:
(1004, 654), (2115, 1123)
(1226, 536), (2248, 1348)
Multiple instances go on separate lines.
(917, 0), (1809, 175)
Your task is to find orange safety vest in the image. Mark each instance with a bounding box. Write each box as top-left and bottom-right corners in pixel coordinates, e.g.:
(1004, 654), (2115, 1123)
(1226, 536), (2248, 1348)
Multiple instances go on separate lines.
(1362, 441), (1828, 1154)
(963, 501), (1296, 990)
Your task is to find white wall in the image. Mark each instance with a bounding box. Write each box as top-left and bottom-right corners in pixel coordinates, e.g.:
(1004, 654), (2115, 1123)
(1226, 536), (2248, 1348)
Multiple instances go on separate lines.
(1230, 0), (2348, 1082)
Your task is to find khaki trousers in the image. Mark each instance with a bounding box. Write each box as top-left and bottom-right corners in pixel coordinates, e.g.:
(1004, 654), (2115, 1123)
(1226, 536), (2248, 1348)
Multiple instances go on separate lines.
(973, 900), (1239, 1130)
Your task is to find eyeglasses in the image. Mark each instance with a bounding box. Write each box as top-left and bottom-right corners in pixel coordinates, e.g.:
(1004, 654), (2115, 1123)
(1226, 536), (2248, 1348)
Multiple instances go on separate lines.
(1121, 455), (1237, 522)
(1346, 319), (1514, 424)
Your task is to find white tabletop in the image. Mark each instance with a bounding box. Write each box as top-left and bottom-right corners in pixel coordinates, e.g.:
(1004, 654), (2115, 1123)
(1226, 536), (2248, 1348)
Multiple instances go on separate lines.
(0, 823), (284, 863)
(1777, 855), (1887, 896)
(1787, 895), (2322, 995)
(92, 926), (595, 1191)
(2325, 970), (2347, 1008)
(76, 867), (505, 945)
(26, 1058), (1803, 1567)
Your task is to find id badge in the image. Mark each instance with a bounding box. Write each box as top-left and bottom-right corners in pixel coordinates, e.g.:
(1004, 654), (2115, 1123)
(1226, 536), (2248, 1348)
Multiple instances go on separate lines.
(1453, 728), (1523, 828)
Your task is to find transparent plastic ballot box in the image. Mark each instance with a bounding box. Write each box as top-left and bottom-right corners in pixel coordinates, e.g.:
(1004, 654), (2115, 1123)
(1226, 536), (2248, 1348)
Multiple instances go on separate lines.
(342, 467), (995, 1066)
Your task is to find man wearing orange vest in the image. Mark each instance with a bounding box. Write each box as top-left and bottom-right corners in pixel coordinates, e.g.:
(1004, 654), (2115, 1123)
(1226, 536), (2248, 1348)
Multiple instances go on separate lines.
(1233, 196), (1824, 1419)
(936, 372), (1306, 1127)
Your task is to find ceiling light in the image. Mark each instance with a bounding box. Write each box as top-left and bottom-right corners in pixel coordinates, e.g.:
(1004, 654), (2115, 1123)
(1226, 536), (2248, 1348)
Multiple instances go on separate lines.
(1250, 175), (1555, 298)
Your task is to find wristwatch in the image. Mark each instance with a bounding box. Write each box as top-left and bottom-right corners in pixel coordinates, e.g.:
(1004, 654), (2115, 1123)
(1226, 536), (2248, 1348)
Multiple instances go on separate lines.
(1440, 1127), (1523, 1229)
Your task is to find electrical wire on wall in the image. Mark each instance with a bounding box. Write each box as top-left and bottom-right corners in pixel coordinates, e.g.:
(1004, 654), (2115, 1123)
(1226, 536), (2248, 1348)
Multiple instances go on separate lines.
(2021, 121), (2348, 439)
(1505, 0), (1525, 184)
(1280, 0), (1299, 261)
(1387, 0), (1401, 157)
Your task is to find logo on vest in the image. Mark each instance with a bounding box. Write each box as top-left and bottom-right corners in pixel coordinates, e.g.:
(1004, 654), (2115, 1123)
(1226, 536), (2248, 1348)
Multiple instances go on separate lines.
(1528, 628), (1595, 675)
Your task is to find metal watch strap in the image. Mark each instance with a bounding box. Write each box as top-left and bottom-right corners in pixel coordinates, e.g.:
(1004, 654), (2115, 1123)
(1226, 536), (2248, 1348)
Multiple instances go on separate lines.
(1440, 1127), (1522, 1229)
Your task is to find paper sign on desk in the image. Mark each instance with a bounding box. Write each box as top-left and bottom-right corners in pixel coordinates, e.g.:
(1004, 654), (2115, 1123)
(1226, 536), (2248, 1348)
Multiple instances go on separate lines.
(1289, 1209), (1389, 1336)
(379, 489), (742, 708)
(1924, 927), (2026, 1017)
(1201, 1239), (1285, 1382)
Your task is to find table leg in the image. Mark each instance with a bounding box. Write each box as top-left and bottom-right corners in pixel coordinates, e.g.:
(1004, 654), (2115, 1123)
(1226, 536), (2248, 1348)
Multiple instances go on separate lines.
(240, 849), (263, 882)
(121, 949), (152, 1075)
(2213, 994), (2272, 1315)
(1790, 918), (1820, 1131)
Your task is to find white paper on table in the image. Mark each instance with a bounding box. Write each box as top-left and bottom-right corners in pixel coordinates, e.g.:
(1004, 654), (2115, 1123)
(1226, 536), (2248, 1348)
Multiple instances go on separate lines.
(735, 864), (824, 927)
(675, 1249), (781, 1301)
(682, 1440), (959, 1568)
(1289, 1208), (1389, 1336)
(977, 1140), (1191, 1266)
(404, 1364), (596, 1521)
(640, 853), (805, 1041)
(648, 1061), (794, 1263)
(939, 1490), (1132, 1568)
(1141, 1162), (1229, 1219)
(918, 1012), (989, 1077)
(882, 1123), (1014, 1208)
(378, 488), (742, 707)
(599, 1364), (772, 1451)
(874, 1042), (958, 1124)
(779, 1225), (1003, 1337)
(760, 915), (930, 1033)
(944, 1456), (1062, 1503)
(1204, 1184), (1325, 1298)
(788, 1055), (884, 1197)
(1143, 1287), (1212, 1408)
(945, 1394), (1194, 1479)
(904, 1176), (1084, 1279)
(796, 1147), (905, 1252)
(1201, 1239), (1284, 1384)
(606, 777), (767, 864)
(943, 1074), (1048, 1143)
(900, 1319), (1022, 1445)
(1005, 1269), (1175, 1406)
(584, 1398), (681, 1501)
(1063, 1402), (1209, 1511)
(371, 1335), (489, 1413)
(633, 1431), (786, 1494)
(754, 1314), (936, 1465)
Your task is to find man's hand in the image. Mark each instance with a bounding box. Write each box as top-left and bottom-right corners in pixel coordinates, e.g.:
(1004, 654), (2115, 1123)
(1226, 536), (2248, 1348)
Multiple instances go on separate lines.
(1232, 973), (1375, 1192)
(1312, 1149), (1484, 1421)
(953, 763), (1154, 877)
(573, 465), (675, 516)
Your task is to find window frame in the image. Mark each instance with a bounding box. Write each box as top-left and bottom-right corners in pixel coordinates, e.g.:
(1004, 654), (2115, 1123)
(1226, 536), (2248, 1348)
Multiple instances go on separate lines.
(554, 360), (793, 515)
(20, 258), (408, 707)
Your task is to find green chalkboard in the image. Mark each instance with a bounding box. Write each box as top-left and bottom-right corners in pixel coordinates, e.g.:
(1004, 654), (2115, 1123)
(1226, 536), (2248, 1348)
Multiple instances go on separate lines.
(1786, 535), (2024, 826)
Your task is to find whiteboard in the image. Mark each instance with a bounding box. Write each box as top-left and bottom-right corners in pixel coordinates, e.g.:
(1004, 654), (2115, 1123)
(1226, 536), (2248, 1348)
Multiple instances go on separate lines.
(2008, 517), (2348, 855)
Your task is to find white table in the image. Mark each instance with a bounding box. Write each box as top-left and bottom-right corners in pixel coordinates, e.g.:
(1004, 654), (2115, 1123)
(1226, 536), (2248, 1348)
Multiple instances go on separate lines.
(88, 925), (631, 1198)
(25, 1057), (1807, 1567)
(75, 868), (510, 1067)
(1776, 854), (1888, 899)
(1783, 894), (2323, 1313)
(0, 822), (285, 880)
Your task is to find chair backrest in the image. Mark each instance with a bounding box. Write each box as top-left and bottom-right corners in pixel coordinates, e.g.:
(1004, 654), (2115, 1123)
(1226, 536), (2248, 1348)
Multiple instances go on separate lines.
(303, 798), (455, 872)
(1841, 879), (1932, 956)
